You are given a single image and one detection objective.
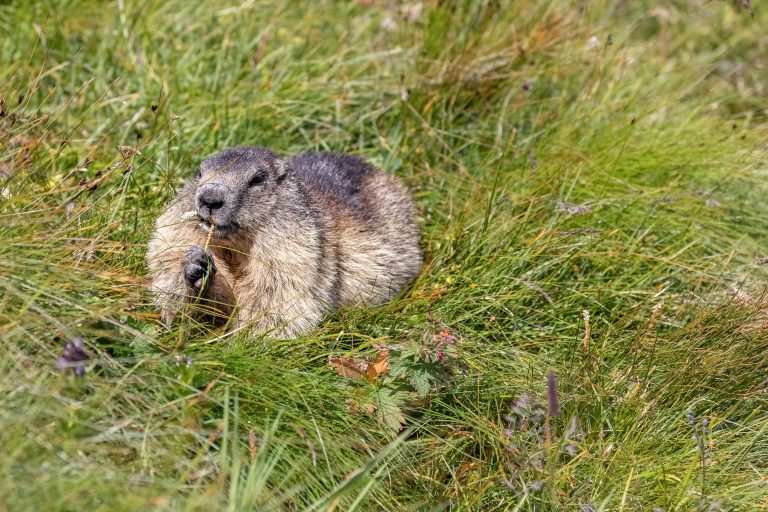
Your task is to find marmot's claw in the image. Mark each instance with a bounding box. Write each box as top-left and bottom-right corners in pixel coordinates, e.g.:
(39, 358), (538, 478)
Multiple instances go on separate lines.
(183, 246), (216, 291)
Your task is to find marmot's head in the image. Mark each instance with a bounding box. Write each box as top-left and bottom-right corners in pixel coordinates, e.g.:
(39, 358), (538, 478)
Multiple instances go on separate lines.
(195, 146), (289, 237)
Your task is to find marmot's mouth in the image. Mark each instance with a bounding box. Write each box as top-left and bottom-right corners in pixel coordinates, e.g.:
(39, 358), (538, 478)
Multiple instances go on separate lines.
(199, 221), (232, 238)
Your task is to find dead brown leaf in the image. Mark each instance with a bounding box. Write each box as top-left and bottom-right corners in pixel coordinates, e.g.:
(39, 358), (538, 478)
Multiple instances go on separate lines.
(330, 349), (389, 383)
(365, 349), (389, 382)
(329, 356), (368, 380)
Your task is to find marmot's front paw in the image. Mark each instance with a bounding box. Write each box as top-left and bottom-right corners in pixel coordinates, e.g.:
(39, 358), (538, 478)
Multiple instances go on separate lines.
(183, 246), (216, 292)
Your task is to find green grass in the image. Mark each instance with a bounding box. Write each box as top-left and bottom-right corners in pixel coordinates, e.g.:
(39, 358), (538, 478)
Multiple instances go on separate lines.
(1, 0), (767, 510)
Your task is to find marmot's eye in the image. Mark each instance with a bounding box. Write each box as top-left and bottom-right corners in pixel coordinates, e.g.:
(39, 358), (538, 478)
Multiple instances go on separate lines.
(248, 172), (267, 187)
(197, 170), (202, 179)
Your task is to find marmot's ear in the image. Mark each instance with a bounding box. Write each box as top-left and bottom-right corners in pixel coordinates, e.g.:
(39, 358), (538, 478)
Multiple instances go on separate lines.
(275, 158), (290, 183)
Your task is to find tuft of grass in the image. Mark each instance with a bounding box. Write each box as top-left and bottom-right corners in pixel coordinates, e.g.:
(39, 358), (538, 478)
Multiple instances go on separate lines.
(1, 0), (767, 510)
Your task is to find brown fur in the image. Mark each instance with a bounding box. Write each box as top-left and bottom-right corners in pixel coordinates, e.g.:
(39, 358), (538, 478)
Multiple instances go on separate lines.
(146, 146), (422, 337)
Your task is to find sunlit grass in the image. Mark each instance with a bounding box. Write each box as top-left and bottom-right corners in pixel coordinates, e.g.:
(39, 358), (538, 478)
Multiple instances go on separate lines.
(1, 0), (766, 510)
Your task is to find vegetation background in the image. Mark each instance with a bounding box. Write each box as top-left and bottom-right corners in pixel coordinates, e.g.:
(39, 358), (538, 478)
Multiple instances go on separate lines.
(1, 0), (766, 510)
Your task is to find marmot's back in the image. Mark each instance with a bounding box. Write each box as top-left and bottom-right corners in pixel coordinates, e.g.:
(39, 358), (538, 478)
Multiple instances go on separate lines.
(291, 153), (372, 205)
(290, 152), (422, 304)
(289, 152), (383, 223)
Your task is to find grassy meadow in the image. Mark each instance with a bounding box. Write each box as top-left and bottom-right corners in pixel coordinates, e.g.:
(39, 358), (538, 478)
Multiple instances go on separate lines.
(1, 0), (767, 510)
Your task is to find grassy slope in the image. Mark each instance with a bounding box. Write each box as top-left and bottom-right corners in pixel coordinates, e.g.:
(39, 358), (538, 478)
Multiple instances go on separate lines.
(1, 0), (767, 510)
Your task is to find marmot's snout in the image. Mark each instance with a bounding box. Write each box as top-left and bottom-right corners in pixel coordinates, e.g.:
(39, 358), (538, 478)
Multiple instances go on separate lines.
(196, 183), (233, 227)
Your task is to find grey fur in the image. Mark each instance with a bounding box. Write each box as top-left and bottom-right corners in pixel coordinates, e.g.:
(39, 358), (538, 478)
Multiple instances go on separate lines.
(147, 146), (422, 337)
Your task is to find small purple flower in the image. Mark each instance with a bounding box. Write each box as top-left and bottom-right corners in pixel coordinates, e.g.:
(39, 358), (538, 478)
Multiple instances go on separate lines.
(556, 201), (592, 215)
(437, 328), (457, 345)
(55, 337), (88, 377)
(499, 476), (516, 490)
(172, 354), (194, 367)
(547, 372), (560, 417)
(528, 150), (538, 171)
(651, 195), (676, 205)
(564, 415), (579, 439)
(512, 393), (531, 416)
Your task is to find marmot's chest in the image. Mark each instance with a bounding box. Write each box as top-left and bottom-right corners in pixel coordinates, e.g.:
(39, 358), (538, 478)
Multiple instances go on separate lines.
(212, 245), (250, 278)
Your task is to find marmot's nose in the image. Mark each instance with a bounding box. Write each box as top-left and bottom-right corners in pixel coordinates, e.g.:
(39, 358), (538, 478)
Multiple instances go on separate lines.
(196, 186), (226, 218)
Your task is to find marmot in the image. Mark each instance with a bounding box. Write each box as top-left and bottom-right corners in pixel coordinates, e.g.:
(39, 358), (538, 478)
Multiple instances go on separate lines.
(147, 146), (422, 337)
